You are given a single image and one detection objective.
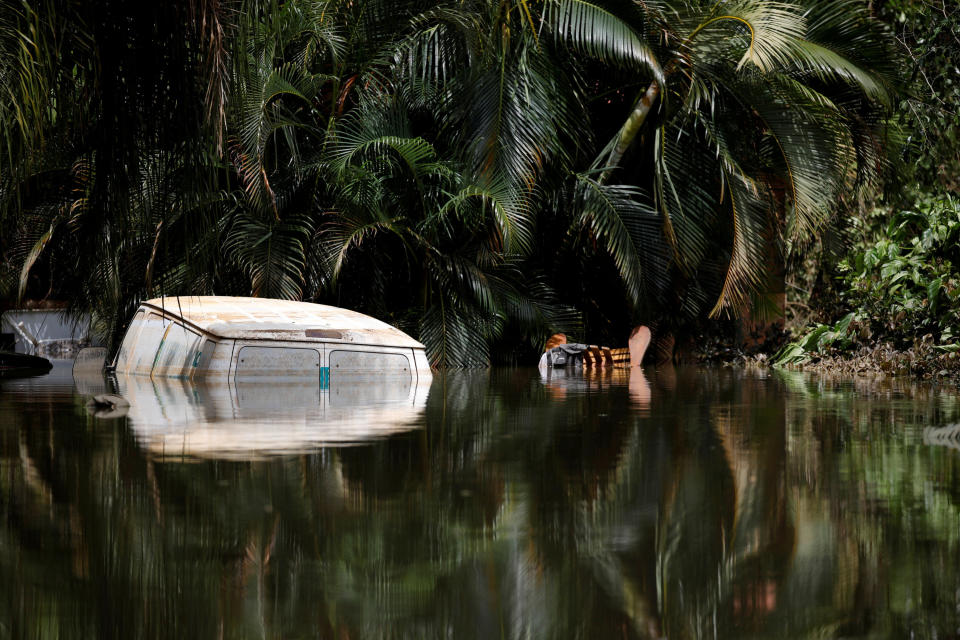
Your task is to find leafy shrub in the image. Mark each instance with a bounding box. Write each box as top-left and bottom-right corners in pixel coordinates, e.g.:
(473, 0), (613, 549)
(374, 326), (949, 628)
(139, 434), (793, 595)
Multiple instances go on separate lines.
(774, 313), (855, 365)
(775, 196), (960, 365)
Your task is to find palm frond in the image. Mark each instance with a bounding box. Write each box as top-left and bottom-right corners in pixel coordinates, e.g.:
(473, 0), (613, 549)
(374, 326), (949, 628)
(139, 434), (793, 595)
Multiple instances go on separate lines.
(17, 210), (62, 301)
(544, 0), (664, 83)
(796, 0), (898, 99)
(448, 30), (577, 200)
(686, 1), (806, 73)
(571, 176), (661, 306)
(224, 210), (314, 299)
(653, 125), (718, 272)
(440, 178), (533, 254)
(419, 296), (493, 368)
(317, 208), (401, 282)
(392, 8), (480, 106)
(487, 264), (583, 339)
(784, 39), (891, 106)
(709, 175), (771, 317)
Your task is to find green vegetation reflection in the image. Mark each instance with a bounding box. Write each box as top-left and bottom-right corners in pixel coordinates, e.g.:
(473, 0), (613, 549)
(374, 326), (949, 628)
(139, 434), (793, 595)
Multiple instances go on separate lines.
(1, 368), (959, 638)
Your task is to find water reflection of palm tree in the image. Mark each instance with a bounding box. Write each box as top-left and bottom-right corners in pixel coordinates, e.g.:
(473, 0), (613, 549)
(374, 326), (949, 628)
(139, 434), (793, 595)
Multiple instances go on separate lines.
(5, 369), (960, 637)
(569, 368), (798, 638)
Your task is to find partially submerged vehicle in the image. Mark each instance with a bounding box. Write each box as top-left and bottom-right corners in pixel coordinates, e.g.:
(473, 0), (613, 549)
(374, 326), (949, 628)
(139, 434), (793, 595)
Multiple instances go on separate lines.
(0, 351), (53, 378)
(112, 296), (432, 386)
(1, 307), (97, 358)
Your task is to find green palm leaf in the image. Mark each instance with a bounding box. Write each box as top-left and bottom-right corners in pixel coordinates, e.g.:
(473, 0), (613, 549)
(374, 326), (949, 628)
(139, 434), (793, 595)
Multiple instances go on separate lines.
(544, 0), (664, 83)
(686, 1), (807, 73)
(440, 178), (533, 254)
(419, 298), (492, 368)
(224, 210), (313, 299)
(710, 175), (771, 317)
(571, 176), (659, 306)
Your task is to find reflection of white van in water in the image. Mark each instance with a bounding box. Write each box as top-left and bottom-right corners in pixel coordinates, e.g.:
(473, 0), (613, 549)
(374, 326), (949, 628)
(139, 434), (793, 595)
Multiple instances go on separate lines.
(112, 297), (432, 386)
(116, 374), (429, 459)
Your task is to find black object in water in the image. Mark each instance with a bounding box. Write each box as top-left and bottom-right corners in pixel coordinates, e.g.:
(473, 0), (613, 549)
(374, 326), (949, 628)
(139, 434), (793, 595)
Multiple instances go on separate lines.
(0, 351), (53, 378)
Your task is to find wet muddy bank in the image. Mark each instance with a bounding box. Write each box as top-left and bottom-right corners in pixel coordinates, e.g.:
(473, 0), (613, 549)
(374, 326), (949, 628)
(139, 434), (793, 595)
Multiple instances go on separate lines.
(732, 342), (960, 384)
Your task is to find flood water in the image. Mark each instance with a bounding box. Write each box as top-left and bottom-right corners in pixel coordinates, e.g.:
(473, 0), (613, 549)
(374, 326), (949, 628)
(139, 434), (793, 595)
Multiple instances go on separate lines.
(2, 362), (959, 639)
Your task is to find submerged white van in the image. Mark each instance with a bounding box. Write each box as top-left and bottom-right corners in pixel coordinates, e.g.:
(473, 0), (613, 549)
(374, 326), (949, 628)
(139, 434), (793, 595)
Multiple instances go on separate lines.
(112, 296), (432, 386)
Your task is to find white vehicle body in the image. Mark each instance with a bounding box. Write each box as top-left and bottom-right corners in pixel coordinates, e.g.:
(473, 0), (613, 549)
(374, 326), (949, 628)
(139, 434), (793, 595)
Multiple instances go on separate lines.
(1, 309), (96, 355)
(112, 296), (432, 387)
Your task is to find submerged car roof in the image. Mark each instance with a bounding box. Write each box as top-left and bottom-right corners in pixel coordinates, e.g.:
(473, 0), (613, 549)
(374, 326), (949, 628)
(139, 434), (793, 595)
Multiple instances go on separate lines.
(141, 297), (424, 348)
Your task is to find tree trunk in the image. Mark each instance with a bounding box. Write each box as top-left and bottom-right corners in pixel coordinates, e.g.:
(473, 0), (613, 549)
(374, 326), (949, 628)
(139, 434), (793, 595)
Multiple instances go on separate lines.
(598, 81), (660, 184)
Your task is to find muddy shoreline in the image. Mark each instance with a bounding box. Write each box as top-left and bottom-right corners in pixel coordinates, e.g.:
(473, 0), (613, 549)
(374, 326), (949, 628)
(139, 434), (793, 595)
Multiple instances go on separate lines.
(729, 343), (960, 383)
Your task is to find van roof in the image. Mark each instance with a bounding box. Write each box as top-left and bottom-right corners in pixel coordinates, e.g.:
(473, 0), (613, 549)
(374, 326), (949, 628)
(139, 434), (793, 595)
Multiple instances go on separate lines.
(142, 297), (424, 348)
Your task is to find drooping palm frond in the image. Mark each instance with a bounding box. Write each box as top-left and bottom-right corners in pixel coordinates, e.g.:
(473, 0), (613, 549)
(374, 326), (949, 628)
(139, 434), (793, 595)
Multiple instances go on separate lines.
(230, 55), (324, 213)
(392, 7), (481, 107)
(269, 0), (349, 69)
(787, 0), (897, 105)
(191, 0), (233, 154)
(708, 174), (772, 317)
(739, 71), (854, 241)
(439, 178), (534, 254)
(570, 175), (664, 306)
(653, 124), (719, 273)
(417, 249), (578, 367)
(393, 1), (586, 210)
(684, 1), (807, 73)
(316, 182), (405, 281)
(544, 0), (664, 83)
(419, 297), (493, 368)
(456, 45), (576, 194)
(17, 208), (64, 301)
(224, 209), (314, 299)
(11, 157), (93, 302)
(487, 266), (583, 340)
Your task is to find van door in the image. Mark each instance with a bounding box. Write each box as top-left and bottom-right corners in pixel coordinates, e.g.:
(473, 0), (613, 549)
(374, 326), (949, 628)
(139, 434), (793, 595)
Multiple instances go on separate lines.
(327, 349), (412, 405)
(234, 345), (321, 381)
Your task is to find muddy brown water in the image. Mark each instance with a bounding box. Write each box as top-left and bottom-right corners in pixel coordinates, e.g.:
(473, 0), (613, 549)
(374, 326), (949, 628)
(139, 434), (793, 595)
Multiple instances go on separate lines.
(2, 362), (959, 638)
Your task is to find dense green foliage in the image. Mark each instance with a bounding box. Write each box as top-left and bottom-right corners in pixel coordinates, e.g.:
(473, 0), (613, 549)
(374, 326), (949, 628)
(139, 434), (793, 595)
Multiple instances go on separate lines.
(875, 0), (960, 193)
(847, 198), (960, 343)
(776, 1), (960, 374)
(0, 0), (901, 365)
(776, 196), (960, 368)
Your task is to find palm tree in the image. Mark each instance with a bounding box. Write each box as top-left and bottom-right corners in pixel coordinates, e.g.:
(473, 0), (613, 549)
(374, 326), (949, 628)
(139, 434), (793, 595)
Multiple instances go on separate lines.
(390, 0), (898, 323)
(309, 0), (673, 358)
(0, 0), (233, 335)
(608, 0), (897, 318)
(0, 0), (900, 365)
(2, 0), (357, 329)
(315, 90), (581, 365)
